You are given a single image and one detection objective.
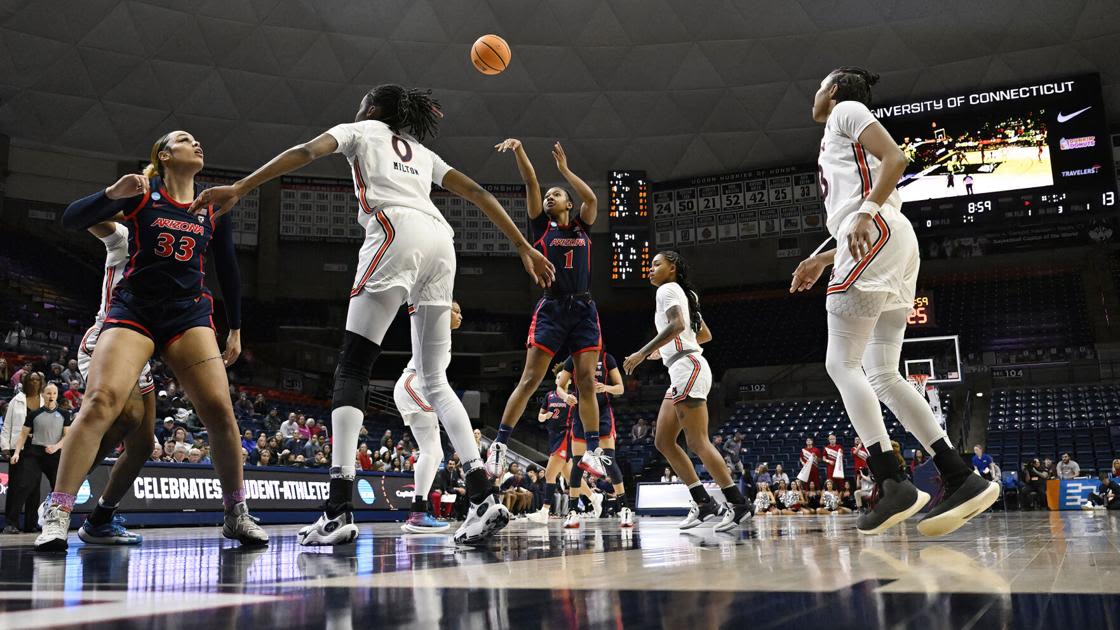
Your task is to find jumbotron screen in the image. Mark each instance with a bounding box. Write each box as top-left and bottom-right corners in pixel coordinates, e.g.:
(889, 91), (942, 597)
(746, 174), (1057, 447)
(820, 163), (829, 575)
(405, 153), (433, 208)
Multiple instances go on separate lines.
(874, 74), (1116, 230)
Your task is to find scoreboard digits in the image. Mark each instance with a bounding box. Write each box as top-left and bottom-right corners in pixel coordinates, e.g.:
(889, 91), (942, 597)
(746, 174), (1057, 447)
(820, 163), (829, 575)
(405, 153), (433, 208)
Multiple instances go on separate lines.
(609, 171), (654, 286)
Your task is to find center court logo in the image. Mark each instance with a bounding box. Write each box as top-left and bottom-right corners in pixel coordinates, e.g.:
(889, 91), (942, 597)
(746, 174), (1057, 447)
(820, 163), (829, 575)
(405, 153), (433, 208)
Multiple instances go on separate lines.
(76, 479), (93, 505)
(357, 479), (376, 505)
(1059, 136), (1096, 150)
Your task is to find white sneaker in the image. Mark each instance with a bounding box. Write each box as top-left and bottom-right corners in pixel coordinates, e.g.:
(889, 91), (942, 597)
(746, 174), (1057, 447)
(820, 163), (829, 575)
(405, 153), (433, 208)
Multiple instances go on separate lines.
(1082, 502), (1095, 511)
(678, 500), (721, 530)
(485, 442), (508, 478)
(563, 511), (581, 529)
(298, 510), (356, 546)
(223, 503), (270, 546)
(619, 507), (635, 528)
(454, 493), (510, 545)
(37, 499), (49, 528)
(590, 492), (604, 518)
(714, 502), (752, 533)
(579, 448), (608, 479)
(527, 506), (550, 525)
(35, 505), (70, 552)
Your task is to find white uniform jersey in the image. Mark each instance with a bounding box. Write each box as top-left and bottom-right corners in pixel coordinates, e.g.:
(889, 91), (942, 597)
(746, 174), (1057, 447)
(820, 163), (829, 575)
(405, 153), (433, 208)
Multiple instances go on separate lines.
(818, 100), (902, 237)
(655, 282), (702, 366)
(326, 119), (454, 232)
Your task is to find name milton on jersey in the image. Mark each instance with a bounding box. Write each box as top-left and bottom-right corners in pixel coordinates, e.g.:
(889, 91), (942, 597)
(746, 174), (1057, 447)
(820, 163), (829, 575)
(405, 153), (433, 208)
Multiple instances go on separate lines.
(151, 217), (205, 235)
(393, 162), (420, 175)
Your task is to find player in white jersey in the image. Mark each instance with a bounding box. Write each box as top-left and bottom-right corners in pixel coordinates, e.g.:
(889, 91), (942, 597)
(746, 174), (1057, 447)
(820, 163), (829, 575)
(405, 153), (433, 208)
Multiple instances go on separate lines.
(194, 84), (554, 546)
(66, 222), (158, 545)
(791, 68), (998, 536)
(394, 300), (462, 534)
(623, 251), (751, 533)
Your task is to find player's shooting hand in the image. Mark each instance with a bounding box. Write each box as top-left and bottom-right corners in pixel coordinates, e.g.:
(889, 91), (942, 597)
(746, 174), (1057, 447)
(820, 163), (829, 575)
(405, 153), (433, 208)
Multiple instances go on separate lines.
(190, 185), (241, 219)
(106, 174), (150, 200)
(847, 213), (877, 262)
(222, 329), (242, 366)
(495, 138), (522, 152)
(520, 246), (555, 287)
(790, 256), (826, 293)
(552, 142), (569, 172)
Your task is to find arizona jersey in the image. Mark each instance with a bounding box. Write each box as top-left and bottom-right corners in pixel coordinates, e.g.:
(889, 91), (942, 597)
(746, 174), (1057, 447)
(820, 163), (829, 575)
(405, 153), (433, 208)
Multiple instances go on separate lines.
(119, 178), (226, 299)
(817, 100), (902, 236)
(655, 282), (702, 366)
(326, 120), (453, 231)
(540, 391), (572, 435)
(563, 352), (618, 410)
(530, 214), (591, 295)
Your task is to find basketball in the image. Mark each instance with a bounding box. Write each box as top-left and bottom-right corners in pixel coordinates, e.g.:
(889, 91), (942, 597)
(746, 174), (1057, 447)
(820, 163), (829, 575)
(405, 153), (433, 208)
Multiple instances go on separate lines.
(471, 34), (510, 75)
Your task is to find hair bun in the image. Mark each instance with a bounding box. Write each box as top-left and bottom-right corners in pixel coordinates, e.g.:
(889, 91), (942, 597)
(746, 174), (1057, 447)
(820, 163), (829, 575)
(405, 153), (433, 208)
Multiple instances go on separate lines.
(865, 71), (881, 86)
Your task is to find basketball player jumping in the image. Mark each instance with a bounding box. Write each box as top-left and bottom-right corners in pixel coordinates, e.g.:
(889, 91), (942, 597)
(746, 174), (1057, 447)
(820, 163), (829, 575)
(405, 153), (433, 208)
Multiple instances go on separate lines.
(486, 139), (610, 483)
(791, 67), (999, 536)
(193, 85), (554, 545)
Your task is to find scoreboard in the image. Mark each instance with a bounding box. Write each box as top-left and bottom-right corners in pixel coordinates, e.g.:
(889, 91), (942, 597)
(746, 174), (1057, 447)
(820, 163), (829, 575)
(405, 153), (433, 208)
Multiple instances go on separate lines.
(651, 165), (825, 251)
(608, 171), (653, 286)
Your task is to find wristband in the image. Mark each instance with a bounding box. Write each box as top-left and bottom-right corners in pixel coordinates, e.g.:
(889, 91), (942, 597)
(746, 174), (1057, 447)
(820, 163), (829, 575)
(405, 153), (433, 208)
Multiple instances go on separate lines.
(855, 200), (881, 218)
(856, 200), (881, 218)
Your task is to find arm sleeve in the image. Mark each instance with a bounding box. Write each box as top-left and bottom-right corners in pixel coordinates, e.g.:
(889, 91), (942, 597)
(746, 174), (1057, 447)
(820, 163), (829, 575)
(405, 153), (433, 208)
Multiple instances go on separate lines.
(430, 151), (453, 187)
(62, 190), (140, 230)
(325, 122), (361, 158)
(210, 216), (242, 329)
(831, 101), (878, 142)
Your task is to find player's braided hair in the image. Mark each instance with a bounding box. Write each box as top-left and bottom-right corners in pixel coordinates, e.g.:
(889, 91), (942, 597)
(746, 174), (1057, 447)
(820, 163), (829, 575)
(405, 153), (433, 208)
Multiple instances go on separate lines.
(828, 67), (880, 106)
(367, 84), (443, 141)
(658, 250), (702, 333)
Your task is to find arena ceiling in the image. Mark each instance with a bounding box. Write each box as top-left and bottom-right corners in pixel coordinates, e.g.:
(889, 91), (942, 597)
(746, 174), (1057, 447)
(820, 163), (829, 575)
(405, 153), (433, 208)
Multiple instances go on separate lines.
(1, 0), (1119, 184)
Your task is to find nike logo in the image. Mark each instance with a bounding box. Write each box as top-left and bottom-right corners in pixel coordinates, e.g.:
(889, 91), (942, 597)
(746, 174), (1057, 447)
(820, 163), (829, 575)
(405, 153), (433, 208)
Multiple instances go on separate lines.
(1057, 106), (1091, 123)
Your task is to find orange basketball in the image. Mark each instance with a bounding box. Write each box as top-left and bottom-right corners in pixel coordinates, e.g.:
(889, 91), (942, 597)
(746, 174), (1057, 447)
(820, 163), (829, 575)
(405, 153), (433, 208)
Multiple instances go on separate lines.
(471, 34), (511, 75)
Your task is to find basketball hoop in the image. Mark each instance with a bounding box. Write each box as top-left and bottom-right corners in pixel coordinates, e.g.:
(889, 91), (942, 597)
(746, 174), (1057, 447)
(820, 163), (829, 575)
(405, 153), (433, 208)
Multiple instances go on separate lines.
(908, 374), (930, 393)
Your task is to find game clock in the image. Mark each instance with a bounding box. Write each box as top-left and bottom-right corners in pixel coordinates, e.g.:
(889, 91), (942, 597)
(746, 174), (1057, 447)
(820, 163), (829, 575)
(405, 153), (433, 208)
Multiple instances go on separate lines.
(609, 171), (654, 286)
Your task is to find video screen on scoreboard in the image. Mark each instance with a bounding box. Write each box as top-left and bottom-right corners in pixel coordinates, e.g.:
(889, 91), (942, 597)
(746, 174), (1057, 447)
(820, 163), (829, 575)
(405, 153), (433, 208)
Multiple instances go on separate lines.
(873, 75), (1113, 204)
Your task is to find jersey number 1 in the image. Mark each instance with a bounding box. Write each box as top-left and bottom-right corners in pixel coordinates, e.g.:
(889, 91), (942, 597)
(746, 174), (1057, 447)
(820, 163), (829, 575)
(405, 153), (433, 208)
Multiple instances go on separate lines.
(563, 250), (574, 269)
(155, 232), (196, 262)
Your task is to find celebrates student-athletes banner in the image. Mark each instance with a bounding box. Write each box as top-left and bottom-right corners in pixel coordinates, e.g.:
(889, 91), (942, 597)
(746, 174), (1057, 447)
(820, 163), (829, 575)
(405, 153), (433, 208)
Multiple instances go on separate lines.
(0, 462), (415, 514)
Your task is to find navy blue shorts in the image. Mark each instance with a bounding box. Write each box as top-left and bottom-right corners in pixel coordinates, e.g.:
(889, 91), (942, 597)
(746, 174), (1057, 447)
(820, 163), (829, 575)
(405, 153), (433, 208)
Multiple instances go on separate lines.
(104, 286), (215, 348)
(571, 404), (616, 444)
(547, 429), (570, 460)
(527, 296), (601, 357)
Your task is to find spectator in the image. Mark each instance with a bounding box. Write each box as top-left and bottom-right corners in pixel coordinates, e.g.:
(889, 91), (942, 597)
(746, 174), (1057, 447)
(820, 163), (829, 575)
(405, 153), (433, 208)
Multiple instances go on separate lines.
(439, 458), (468, 520)
(296, 416), (311, 440)
(972, 445), (994, 480)
(160, 441), (177, 462)
(822, 433), (845, 490)
(1041, 457), (1057, 480)
(0, 358), (10, 386)
(61, 359), (83, 389)
(241, 447), (250, 466)
(910, 449), (927, 474)
(380, 429), (394, 450)
(171, 443), (189, 463)
(854, 467), (874, 511)
(2, 371), (44, 533)
(262, 408), (282, 434)
(10, 362), (31, 390)
(1021, 459), (1047, 510)
(234, 392), (255, 417)
(753, 463), (771, 487)
(10, 383), (70, 530)
(240, 430), (256, 453)
(312, 451), (328, 468)
(253, 393), (269, 416)
(46, 363), (67, 390)
(473, 428), (486, 461)
(307, 418), (324, 438)
(187, 448), (203, 464)
(257, 449), (274, 467)
(500, 462), (533, 514)
(772, 464), (790, 487)
(357, 444), (373, 471)
(1084, 471), (1119, 510)
(172, 427), (191, 447)
(155, 391), (174, 420)
(631, 418), (649, 441)
(149, 443), (164, 462)
(279, 413), (298, 439)
(851, 437), (869, 476)
(660, 467), (677, 483)
(1056, 453), (1080, 480)
(63, 380), (83, 410)
(723, 432), (745, 477)
(156, 417), (176, 443)
(1114, 458), (1120, 478)
(266, 436), (282, 455)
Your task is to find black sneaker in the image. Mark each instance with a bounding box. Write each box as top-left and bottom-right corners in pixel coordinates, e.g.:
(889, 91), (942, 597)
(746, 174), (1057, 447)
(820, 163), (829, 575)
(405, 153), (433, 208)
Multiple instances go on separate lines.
(917, 474), (1000, 537)
(857, 478), (930, 535)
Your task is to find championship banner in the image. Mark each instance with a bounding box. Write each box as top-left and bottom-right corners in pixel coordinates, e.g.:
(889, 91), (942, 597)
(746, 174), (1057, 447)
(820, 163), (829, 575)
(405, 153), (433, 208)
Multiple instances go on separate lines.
(0, 462), (415, 514)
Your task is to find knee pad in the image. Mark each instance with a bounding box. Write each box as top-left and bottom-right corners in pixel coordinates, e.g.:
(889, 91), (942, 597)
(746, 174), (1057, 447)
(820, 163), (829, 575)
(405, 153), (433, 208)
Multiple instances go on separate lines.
(332, 331), (380, 410)
(826, 290), (887, 319)
(603, 449), (624, 485)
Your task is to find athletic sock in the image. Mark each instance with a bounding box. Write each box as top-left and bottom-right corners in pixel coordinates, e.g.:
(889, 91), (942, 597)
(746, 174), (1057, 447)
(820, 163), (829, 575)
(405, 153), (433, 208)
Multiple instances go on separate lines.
(495, 424), (514, 445)
(687, 481), (711, 504)
(722, 484), (746, 505)
(87, 499), (118, 527)
(615, 494), (627, 510)
(410, 496), (428, 513)
(867, 451), (905, 485)
(325, 468), (354, 518)
(48, 492), (76, 512)
(222, 488), (246, 512)
(465, 466), (491, 504)
(930, 438), (971, 492)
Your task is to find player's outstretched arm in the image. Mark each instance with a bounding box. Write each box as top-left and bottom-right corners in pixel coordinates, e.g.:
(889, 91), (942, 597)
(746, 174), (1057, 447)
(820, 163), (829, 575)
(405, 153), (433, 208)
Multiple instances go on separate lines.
(495, 138), (542, 219)
(790, 248), (836, 293)
(190, 132), (339, 218)
(552, 142), (597, 226)
(441, 169), (555, 288)
(62, 174), (149, 230)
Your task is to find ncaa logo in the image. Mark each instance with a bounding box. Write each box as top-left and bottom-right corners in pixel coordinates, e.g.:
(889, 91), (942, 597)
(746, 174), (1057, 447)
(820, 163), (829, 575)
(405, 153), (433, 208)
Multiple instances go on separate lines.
(357, 479), (376, 505)
(76, 480), (93, 505)
(1062, 480), (1097, 508)
(152, 192), (162, 201)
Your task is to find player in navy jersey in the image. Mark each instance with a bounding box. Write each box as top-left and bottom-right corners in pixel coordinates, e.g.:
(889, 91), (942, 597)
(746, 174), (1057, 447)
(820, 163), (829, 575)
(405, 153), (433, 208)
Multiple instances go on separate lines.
(487, 139), (611, 483)
(556, 352), (633, 528)
(527, 364), (576, 524)
(41, 131), (268, 551)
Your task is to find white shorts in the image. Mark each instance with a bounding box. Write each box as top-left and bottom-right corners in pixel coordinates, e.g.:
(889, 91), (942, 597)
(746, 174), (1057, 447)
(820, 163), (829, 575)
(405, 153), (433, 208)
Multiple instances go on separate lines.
(351, 206), (456, 308)
(826, 206), (918, 312)
(393, 371), (434, 424)
(664, 354), (712, 403)
(78, 324), (155, 395)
